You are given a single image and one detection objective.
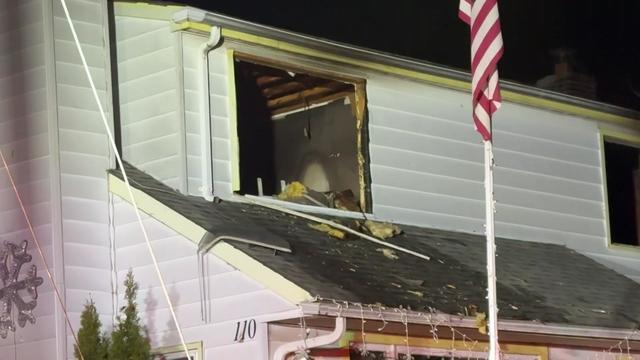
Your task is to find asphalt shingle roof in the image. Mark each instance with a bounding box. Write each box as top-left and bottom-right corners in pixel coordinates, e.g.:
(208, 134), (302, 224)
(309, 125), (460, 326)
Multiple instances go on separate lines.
(111, 163), (640, 330)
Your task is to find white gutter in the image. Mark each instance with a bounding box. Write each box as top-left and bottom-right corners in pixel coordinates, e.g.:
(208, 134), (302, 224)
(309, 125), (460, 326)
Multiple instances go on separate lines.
(198, 26), (222, 201)
(273, 316), (346, 360)
(301, 302), (640, 342)
(172, 7), (207, 23)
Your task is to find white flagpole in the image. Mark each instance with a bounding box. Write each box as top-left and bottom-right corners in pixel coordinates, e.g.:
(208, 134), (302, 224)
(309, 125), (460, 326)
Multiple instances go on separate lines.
(484, 139), (500, 359)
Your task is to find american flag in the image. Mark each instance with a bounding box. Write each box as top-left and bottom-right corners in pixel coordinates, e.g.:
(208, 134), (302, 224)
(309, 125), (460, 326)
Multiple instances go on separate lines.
(459, 0), (504, 141)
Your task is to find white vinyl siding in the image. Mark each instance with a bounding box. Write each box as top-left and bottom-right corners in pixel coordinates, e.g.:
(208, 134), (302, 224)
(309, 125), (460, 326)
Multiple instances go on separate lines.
(116, 16), (183, 190)
(113, 197), (294, 359)
(52, 0), (115, 358)
(365, 75), (640, 280)
(0, 0), (56, 358)
(196, 39), (640, 282)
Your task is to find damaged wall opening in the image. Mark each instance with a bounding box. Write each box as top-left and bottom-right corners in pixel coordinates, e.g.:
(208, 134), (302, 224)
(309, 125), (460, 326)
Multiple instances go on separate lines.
(233, 54), (370, 212)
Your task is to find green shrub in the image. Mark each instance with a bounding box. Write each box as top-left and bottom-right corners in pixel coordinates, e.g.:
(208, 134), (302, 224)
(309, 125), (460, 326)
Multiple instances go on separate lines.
(75, 299), (108, 360)
(109, 270), (151, 360)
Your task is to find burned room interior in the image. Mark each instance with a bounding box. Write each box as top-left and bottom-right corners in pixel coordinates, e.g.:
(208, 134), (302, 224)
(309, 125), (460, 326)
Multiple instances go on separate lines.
(234, 56), (368, 211)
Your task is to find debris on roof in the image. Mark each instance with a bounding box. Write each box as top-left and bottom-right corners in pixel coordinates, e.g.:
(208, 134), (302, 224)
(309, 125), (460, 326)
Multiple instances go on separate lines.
(278, 181), (308, 201)
(308, 223), (347, 240)
(277, 182), (335, 207)
(376, 248), (399, 260)
(330, 190), (361, 212)
(362, 220), (402, 239)
(277, 182), (367, 213)
(475, 312), (488, 335)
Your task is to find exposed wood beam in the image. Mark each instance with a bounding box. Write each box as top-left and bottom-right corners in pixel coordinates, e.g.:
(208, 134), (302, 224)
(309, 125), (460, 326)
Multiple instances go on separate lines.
(270, 91), (352, 116)
(261, 81), (306, 99)
(256, 75), (287, 88)
(267, 82), (351, 109)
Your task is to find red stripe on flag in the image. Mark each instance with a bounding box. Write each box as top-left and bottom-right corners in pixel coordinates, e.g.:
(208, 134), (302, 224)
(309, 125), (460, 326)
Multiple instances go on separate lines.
(473, 45), (503, 103)
(471, 21), (502, 69)
(459, 0), (472, 24)
(459, 0), (504, 141)
(470, 0), (495, 36)
(473, 113), (492, 141)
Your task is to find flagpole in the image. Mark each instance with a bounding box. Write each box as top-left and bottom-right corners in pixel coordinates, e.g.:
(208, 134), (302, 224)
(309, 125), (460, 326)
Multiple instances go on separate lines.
(484, 139), (500, 359)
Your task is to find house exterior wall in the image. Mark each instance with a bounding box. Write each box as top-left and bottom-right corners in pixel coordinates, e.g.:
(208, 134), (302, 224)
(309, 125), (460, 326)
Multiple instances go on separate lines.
(365, 76), (640, 282)
(110, 4), (640, 285)
(51, 0), (116, 358)
(112, 196), (296, 359)
(4, 2), (637, 359)
(0, 1), (61, 358)
(187, 38), (640, 282)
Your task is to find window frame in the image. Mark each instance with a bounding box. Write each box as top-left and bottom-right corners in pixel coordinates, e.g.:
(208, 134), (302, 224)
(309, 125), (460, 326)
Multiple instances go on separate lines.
(228, 51), (372, 212)
(152, 341), (203, 360)
(599, 128), (640, 252)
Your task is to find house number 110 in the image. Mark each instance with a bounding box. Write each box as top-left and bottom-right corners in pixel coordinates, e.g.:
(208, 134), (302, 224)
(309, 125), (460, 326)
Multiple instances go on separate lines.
(234, 319), (257, 342)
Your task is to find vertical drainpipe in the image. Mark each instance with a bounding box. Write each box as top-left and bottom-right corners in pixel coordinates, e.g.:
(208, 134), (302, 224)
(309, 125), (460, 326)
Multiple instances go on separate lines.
(272, 316), (346, 360)
(199, 26), (222, 201)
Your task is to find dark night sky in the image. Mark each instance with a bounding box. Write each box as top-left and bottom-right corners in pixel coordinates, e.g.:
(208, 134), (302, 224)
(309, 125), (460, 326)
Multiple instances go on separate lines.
(174, 0), (640, 110)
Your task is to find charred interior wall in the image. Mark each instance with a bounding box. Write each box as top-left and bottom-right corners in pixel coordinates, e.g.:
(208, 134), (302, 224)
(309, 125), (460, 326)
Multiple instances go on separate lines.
(273, 100), (359, 198)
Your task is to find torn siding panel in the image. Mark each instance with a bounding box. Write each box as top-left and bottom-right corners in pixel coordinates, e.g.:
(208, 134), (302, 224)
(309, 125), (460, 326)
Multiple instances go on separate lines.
(116, 16), (183, 189)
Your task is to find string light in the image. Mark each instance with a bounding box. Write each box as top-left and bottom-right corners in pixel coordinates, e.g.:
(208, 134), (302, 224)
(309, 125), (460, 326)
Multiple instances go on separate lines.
(401, 308), (411, 360)
(600, 329), (638, 360)
(313, 297), (638, 360)
(359, 303), (368, 356)
(451, 327), (456, 359)
(294, 305), (311, 360)
(377, 306), (388, 332)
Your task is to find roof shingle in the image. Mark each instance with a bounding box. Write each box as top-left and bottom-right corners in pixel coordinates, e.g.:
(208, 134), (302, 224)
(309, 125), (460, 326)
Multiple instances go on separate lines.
(111, 163), (640, 330)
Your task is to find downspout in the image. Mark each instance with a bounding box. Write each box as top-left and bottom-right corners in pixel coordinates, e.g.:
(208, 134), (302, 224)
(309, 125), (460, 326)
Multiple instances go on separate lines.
(198, 26), (222, 201)
(273, 316), (346, 360)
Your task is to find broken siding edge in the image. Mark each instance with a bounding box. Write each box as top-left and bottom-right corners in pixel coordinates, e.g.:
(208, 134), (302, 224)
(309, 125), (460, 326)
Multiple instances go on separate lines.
(107, 173), (313, 305)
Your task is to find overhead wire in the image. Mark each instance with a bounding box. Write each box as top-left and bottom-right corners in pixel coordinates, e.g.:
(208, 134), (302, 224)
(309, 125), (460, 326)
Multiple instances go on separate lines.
(58, 1), (190, 358)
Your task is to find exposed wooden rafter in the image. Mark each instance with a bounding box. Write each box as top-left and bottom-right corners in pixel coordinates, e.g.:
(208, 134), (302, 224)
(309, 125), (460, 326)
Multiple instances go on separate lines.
(239, 59), (355, 114)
